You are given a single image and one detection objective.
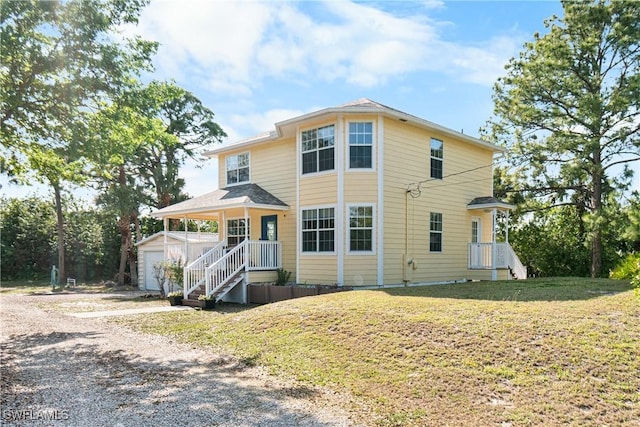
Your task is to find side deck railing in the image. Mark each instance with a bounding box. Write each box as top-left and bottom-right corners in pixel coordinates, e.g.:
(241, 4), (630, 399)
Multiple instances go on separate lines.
(468, 242), (527, 279)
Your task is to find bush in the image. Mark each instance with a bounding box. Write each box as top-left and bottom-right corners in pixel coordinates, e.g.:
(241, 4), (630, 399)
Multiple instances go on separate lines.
(275, 268), (291, 286)
(609, 253), (640, 280)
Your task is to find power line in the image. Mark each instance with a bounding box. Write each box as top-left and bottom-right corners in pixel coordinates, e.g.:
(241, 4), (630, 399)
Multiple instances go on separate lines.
(406, 163), (494, 198)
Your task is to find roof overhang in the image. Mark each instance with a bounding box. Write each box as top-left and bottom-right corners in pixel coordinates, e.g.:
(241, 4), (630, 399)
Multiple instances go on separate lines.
(467, 196), (515, 211)
(204, 99), (506, 157)
(150, 184), (289, 220)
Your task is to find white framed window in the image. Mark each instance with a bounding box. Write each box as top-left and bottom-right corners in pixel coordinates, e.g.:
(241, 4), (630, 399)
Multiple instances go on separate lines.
(430, 138), (443, 180)
(302, 125), (335, 175)
(226, 153), (250, 185)
(348, 122), (373, 169)
(348, 205), (374, 253)
(301, 207), (335, 252)
(430, 212), (443, 252)
(227, 218), (250, 246)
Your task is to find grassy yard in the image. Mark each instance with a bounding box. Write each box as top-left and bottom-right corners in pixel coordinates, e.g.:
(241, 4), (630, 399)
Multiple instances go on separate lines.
(118, 278), (639, 426)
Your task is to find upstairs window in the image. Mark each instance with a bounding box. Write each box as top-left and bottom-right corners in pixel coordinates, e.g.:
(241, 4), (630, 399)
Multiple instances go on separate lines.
(302, 125), (335, 174)
(430, 138), (443, 179)
(302, 207), (335, 252)
(226, 153), (250, 185)
(349, 122), (373, 169)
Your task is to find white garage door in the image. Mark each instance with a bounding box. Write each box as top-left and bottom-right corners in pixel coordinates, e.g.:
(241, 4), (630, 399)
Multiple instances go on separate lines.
(143, 251), (165, 291)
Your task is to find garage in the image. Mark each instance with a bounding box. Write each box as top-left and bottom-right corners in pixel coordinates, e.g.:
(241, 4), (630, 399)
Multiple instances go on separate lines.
(143, 251), (164, 291)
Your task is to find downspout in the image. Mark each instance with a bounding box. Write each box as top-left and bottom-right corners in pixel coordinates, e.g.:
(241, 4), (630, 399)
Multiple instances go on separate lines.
(163, 217), (168, 261)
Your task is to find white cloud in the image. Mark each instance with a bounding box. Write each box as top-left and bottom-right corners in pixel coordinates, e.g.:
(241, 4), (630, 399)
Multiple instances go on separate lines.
(135, 0), (520, 96)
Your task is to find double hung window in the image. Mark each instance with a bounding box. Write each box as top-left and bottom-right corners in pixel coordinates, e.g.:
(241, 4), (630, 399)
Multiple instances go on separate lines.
(302, 125), (335, 174)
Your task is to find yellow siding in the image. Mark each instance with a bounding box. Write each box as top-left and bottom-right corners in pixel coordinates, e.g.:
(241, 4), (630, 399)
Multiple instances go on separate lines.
(382, 118), (495, 284)
(299, 174), (338, 205)
(247, 271), (277, 283)
(218, 138), (298, 277)
(343, 173), (377, 202)
(343, 255), (377, 286)
(298, 256), (338, 284)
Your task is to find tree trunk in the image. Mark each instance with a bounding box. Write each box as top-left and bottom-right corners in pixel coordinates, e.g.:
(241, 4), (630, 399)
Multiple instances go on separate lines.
(53, 182), (65, 286)
(128, 212), (139, 286)
(117, 215), (130, 286)
(116, 165), (131, 286)
(590, 150), (603, 278)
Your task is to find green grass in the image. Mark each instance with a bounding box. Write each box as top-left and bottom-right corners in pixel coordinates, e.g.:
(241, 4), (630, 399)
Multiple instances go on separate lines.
(116, 278), (639, 426)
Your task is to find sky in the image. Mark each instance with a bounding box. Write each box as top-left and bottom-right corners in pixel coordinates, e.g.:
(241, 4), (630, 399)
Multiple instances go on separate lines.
(3, 0), (638, 201)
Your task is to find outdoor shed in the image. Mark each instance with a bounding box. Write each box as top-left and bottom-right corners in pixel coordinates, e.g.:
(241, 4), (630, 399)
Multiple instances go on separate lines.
(136, 231), (219, 292)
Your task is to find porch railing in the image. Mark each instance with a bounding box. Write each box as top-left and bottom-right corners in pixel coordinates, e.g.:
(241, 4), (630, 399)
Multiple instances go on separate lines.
(183, 240), (282, 298)
(468, 243), (527, 280)
(168, 241), (221, 265)
(247, 240), (282, 270)
(183, 240), (226, 298)
(205, 240), (247, 297)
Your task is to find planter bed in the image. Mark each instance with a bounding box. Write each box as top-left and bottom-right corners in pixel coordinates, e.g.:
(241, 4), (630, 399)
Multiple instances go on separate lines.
(247, 284), (352, 304)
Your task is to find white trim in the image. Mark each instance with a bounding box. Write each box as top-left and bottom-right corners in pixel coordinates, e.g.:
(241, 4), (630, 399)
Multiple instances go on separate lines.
(224, 152), (251, 187)
(377, 114), (384, 286)
(337, 116), (344, 285)
(346, 203), (376, 255)
(345, 120), (376, 172)
(295, 124), (301, 283)
(299, 204), (338, 256)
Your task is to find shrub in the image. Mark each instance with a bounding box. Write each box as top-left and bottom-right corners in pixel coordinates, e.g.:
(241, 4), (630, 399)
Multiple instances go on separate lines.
(609, 253), (640, 280)
(275, 268), (291, 286)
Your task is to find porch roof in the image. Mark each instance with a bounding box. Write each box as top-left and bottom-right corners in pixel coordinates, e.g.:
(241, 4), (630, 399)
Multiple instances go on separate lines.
(467, 196), (514, 211)
(150, 183), (289, 220)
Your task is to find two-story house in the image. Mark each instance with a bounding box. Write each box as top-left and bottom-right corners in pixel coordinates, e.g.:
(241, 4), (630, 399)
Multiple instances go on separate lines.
(144, 99), (525, 303)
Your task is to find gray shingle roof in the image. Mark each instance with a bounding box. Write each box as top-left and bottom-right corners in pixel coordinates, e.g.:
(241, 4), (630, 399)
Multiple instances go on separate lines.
(467, 196), (514, 210)
(151, 183), (288, 218)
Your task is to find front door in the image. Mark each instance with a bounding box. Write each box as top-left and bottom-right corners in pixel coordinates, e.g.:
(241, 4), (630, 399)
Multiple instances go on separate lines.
(261, 215), (278, 241)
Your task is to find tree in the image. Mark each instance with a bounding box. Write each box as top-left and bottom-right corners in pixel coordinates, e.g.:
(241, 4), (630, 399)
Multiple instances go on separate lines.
(130, 81), (226, 210)
(488, 0), (640, 277)
(0, 0), (156, 283)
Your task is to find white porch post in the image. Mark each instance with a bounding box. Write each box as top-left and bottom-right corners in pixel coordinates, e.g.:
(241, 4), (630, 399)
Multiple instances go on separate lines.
(183, 217), (188, 264)
(163, 218), (168, 261)
(243, 207), (249, 267)
(491, 208), (497, 281)
(221, 211), (226, 243)
(505, 210), (510, 244)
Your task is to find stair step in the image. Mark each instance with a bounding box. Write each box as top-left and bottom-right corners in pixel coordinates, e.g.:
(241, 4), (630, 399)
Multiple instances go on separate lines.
(181, 298), (203, 308)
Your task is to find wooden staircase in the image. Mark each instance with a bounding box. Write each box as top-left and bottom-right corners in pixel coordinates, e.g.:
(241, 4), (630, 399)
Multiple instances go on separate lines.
(182, 271), (245, 307)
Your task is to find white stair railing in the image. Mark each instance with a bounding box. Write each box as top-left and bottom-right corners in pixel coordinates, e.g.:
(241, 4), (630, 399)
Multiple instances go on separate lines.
(205, 240), (248, 298)
(183, 240), (226, 298)
(506, 245), (527, 280)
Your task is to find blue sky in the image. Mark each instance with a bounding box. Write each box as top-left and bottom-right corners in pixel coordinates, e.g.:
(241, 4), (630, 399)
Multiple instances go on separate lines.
(3, 0), (637, 200)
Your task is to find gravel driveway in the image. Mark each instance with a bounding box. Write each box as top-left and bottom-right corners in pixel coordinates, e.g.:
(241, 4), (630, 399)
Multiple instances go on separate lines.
(0, 292), (353, 426)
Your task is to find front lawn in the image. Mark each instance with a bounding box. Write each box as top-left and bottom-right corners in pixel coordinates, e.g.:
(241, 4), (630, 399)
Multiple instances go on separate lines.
(117, 278), (639, 426)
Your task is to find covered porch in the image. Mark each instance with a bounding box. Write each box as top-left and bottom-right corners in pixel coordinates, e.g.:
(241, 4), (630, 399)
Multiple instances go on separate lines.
(467, 196), (526, 280)
(151, 183), (289, 302)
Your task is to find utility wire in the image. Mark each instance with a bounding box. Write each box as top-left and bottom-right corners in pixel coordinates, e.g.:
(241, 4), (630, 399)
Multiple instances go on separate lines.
(406, 163), (494, 198)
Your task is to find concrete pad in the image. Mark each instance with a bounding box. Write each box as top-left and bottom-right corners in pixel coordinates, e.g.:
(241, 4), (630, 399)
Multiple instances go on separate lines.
(68, 305), (193, 318)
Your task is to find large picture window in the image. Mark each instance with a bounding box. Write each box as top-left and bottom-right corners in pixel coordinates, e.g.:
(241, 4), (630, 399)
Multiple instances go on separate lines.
(349, 122), (373, 169)
(430, 138), (443, 180)
(302, 125), (335, 174)
(430, 212), (443, 252)
(349, 205), (373, 252)
(302, 207), (335, 252)
(227, 218), (250, 246)
(226, 153), (250, 185)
